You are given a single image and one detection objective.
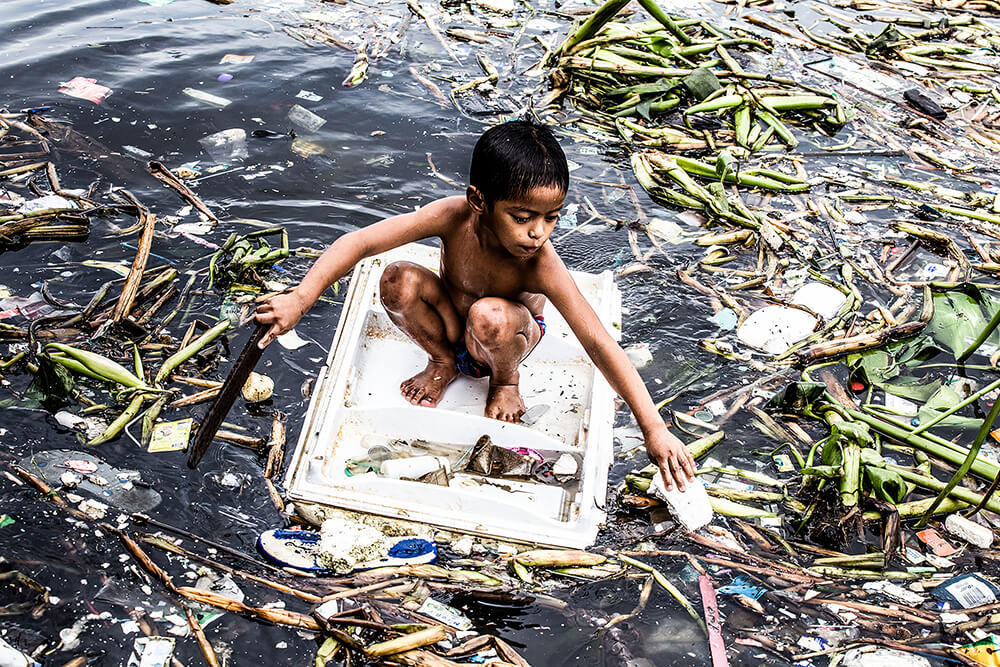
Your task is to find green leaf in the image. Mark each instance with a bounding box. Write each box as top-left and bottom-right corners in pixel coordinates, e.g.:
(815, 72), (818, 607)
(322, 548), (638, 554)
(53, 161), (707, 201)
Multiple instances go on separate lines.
(926, 288), (990, 359)
(768, 382), (827, 412)
(916, 383), (984, 430)
(881, 375), (943, 403)
(682, 67), (721, 101)
(26, 356), (75, 412)
(864, 466), (913, 503)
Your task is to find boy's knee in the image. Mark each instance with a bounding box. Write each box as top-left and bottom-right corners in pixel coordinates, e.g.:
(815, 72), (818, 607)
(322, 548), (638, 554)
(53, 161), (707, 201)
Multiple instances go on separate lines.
(380, 262), (421, 310)
(467, 298), (514, 345)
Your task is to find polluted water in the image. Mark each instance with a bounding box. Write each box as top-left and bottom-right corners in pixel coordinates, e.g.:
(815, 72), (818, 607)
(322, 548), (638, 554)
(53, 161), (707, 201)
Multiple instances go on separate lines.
(2, 0), (1000, 664)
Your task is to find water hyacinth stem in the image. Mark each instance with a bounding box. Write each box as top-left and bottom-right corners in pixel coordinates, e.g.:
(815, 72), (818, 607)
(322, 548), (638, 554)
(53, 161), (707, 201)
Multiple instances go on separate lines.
(917, 394), (1000, 526)
(154, 320), (231, 385)
(910, 377), (1000, 436)
(44, 343), (146, 388)
(88, 392), (149, 446)
(848, 409), (1000, 481)
(556, 0), (633, 57)
(958, 308), (1000, 363)
(619, 554), (707, 635)
(365, 627), (447, 658)
(886, 464), (1000, 515)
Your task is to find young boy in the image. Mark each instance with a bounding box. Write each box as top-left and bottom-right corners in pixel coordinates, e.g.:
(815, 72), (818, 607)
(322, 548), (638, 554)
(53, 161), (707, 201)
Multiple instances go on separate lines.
(255, 120), (696, 491)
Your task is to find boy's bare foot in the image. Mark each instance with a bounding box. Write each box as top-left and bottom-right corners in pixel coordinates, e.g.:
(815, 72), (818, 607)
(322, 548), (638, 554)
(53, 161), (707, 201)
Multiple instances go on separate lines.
(485, 383), (525, 422)
(401, 360), (458, 407)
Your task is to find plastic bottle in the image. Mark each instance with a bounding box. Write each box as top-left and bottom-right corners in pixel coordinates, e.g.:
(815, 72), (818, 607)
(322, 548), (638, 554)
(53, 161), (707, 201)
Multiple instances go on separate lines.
(380, 456), (449, 480)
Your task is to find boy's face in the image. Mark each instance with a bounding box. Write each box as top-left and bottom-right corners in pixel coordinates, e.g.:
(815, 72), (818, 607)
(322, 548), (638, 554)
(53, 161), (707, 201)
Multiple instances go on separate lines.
(471, 184), (566, 259)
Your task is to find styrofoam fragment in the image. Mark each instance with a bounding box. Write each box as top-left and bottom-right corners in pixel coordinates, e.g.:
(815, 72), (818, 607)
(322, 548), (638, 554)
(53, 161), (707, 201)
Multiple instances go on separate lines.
(648, 472), (714, 531)
(944, 514), (994, 549)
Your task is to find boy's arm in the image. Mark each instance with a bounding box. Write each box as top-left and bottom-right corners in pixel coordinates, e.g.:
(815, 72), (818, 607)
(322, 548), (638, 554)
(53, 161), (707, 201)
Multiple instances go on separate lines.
(537, 256), (696, 491)
(255, 196), (463, 348)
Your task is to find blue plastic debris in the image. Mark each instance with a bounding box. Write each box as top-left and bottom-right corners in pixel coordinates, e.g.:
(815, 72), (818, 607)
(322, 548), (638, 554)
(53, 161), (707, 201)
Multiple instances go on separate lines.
(717, 575), (767, 600)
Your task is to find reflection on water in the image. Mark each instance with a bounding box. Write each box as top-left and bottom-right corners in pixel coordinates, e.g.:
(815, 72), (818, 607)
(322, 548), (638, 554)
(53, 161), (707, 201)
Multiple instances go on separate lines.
(0, 0), (734, 664)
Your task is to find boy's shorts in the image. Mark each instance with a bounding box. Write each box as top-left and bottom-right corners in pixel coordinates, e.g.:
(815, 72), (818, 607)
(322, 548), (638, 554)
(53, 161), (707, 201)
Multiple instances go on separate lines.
(454, 315), (546, 378)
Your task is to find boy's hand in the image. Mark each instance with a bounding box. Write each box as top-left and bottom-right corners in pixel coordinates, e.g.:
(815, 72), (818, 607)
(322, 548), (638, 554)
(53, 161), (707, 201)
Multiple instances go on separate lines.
(255, 290), (309, 349)
(645, 425), (696, 492)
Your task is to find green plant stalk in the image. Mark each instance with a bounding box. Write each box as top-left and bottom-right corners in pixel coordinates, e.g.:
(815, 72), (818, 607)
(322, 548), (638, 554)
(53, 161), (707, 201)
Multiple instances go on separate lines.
(557, 0), (635, 55)
(154, 320), (231, 385)
(709, 496), (777, 518)
(808, 566), (919, 580)
(838, 195), (1000, 226)
(813, 553), (884, 568)
(132, 343), (144, 383)
(754, 108), (798, 148)
(840, 442), (862, 508)
(141, 394), (170, 448)
(886, 464), (1000, 515)
(705, 486), (785, 503)
(734, 104), (751, 147)
(0, 351), (25, 370)
(48, 353), (109, 384)
(849, 409), (1000, 481)
(88, 393), (148, 446)
(44, 343), (145, 388)
(684, 94), (744, 115)
(315, 636), (339, 667)
(633, 0), (692, 44)
(862, 496), (968, 521)
(758, 95), (834, 110)
(612, 97), (682, 118)
(958, 309), (1000, 363)
(671, 155), (808, 191)
(619, 554), (706, 635)
(911, 377), (1000, 435)
(917, 393), (1000, 526)
(865, 408), (969, 457)
(696, 465), (785, 488)
(511, 559), (532, 583)
(688, 431), (725, 459)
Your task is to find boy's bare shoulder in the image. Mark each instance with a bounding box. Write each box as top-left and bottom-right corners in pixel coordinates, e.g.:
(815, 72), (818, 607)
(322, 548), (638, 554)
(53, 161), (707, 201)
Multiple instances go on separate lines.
(422, 195), (473, 223)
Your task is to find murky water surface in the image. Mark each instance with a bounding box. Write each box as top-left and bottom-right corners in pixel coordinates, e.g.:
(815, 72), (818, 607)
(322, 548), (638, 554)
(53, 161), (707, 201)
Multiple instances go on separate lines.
(0, 0), (813, 665)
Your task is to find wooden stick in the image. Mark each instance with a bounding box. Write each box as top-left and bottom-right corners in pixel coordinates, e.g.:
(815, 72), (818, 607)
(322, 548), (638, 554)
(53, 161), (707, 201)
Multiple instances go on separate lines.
(169, 386), (221, 407)
(802, 597), (936, 625)
(264, 478), (285, 511)
(188, 323), (268, 468)
(142, 534), (320, 602)
(407, 0), (461, 63)
(111, 194), (157, 322)
(264, 411), (287, 478)
(185, 607), (221, 667)
(148, 161), (219, 224)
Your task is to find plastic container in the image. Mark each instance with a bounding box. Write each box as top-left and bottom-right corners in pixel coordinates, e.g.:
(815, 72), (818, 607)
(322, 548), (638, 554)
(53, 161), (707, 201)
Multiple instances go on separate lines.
(287, 104), (326, 132)
(198, 128), (248, 161)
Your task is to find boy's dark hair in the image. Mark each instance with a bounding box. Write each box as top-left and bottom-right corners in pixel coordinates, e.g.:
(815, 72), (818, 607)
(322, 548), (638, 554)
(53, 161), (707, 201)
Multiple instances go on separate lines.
(469, 120), (569, 208)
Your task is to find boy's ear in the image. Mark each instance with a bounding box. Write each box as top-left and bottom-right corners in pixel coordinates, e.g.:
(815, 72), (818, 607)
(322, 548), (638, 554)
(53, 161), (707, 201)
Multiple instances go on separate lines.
(466, 185), (487, 214)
